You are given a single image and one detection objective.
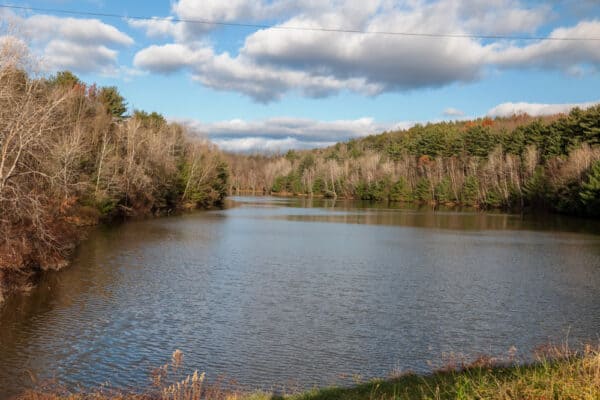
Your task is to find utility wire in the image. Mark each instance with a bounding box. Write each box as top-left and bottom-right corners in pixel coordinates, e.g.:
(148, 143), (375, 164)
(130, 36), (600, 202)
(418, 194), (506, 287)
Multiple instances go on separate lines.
(2, 3), (600, 41)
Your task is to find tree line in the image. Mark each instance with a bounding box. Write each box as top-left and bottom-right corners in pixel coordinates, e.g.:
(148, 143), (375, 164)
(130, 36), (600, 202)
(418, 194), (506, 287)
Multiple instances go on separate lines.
(228, 108), (600, 217)
(2, 34), (600, 301)
(0, 42), (227, 301)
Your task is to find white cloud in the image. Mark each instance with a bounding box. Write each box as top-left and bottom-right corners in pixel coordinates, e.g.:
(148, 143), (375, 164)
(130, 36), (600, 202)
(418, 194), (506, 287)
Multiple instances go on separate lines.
(173, 0), (265, 23)
(459, 0), (551, 35)
(132, 0), (494, 101)
(25, 15), (133, 47)
(128, 17), (181, 39)
(11, 0), (593, 101)
(133, 43), (213, 73)
(443, 107), (465, 117)
(193, 52), (383, 102)
(42, 40), (119, 74)
(178, 116), (397, 141)
(240, 11), (489, 92)
(129, 0), (318, 42)
(1, 10), (133, 75)
(168, 0), (333, 40)
(173, 116), (408, 152)
(133, 43), (383, 102)
(487, 100), (600, 117)
(131, 0), (600, 102)
(211, 137), (336, 153)
(489, 20), (600, 71)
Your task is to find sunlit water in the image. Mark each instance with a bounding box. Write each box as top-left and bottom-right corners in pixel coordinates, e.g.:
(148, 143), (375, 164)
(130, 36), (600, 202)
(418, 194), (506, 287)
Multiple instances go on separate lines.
(1, 196), (600, 397)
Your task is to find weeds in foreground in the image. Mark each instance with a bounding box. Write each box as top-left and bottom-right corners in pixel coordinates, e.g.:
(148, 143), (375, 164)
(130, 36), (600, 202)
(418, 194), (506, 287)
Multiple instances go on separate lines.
(16, 343), (600, 400)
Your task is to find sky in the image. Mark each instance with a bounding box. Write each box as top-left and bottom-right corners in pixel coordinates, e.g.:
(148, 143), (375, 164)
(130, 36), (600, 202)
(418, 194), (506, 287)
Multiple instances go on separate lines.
(2, 0), (600, 152)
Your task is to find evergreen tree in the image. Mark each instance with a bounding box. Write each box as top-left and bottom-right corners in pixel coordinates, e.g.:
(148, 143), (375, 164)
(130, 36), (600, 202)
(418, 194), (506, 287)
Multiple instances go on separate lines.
(523, 168), (550, 207)
(134, 110), (167, 130)
(580, 161), (600, 216)
(99, 86), (127, 119)
(415, 178), (432, 202)
(464, 126), (497, 157)
(48, 70), (80, 88)
(212, 161), (229, 203)
(389, 178), (411, 202)
(435, 178), (453, 204)
(312, 177), (326, 194)
(461, 176), (479, 206)
(580, 106), (600, 146)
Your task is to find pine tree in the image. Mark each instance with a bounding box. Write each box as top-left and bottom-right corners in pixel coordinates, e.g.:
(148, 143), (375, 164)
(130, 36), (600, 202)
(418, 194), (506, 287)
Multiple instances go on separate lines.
(99, 86), (127, 119)
(580, 161), (600, 215)
(48, 70), (80, 88)
(390, 178), (411, 202)
(461, 176), (479, 206)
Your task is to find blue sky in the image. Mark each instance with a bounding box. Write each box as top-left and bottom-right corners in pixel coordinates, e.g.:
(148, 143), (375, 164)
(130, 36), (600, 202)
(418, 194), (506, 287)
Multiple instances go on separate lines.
(3, 0), (600, 152)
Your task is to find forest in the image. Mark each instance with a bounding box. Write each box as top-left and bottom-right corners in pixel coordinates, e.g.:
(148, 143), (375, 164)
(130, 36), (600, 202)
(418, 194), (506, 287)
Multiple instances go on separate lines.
(228, 108), (600, 217)
(2, 34), (600, 302)
(0, 42), (228, 302)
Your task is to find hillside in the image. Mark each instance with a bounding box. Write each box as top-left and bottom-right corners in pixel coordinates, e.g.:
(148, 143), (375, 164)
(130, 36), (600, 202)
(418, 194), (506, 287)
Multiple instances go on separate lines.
(228, 108), (600, 217)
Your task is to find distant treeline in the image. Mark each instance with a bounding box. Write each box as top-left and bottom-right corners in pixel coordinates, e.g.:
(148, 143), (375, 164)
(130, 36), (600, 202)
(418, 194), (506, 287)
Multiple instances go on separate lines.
(0, 45), (227, 300)
(229, 108), (600, 217)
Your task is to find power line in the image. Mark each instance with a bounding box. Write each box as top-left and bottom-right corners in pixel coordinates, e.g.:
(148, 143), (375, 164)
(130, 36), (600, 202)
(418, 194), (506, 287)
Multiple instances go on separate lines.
(2, 3), (600, 41)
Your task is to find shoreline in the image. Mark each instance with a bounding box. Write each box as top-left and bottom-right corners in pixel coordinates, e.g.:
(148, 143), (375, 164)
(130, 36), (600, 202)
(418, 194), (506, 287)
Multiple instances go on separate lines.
(15, 344), (600, 399)
(0, 203), (223, 306)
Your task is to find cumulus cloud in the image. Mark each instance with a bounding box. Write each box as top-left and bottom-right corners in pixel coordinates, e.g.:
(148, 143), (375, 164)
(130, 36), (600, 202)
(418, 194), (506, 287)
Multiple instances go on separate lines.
(459, 0), (551, 35)
(130, 0), (600, 102)
(1, 10), (133, 75)
(133, 43), (383, 102)
(129, 0), (318, 42)
(132, 0), (494, 101)
(128, 17), (182, 39)
(174, 116), (408, 152)
(240, 12), (488, 92)
(489, 20), (600, 71)
(168, 0), (338, 40)
(25, 15), (133, 47)
(42, 40), (120, 74)
(134, 43), (213, 73)
(487, 100), (600, 117)
(193, 53), (383, 102)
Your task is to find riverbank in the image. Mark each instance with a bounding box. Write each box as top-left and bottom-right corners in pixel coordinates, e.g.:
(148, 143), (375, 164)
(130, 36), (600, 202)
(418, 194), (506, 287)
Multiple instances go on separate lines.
(0, 64), (228, 305)
(16, 345), (600, 399)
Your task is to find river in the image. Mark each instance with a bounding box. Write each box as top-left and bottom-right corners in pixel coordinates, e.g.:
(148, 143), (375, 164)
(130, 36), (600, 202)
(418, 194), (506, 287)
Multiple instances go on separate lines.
(1, 196), (600, 397)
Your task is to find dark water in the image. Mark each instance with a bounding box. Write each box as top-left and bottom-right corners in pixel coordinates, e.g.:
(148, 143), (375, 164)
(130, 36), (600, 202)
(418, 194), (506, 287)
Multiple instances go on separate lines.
(1, 196), (600, 397)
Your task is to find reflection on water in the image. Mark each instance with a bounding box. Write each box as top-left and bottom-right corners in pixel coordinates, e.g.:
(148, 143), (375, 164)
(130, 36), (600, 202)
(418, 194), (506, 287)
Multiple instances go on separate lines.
(1, 196), (600, 398)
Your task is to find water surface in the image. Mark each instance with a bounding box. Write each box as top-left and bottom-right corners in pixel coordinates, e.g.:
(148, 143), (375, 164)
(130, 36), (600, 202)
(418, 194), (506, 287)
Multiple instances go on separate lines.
(1, 197), (600, 397)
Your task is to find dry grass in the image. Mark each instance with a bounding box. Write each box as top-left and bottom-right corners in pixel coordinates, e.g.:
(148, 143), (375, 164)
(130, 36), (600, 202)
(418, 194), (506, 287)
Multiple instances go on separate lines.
(15, 344), (600, 400)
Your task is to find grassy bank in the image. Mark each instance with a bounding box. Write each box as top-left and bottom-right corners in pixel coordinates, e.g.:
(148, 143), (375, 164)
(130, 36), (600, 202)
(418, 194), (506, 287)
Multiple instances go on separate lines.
(17, 345), (600, 400)
(277, 356), (600, 400)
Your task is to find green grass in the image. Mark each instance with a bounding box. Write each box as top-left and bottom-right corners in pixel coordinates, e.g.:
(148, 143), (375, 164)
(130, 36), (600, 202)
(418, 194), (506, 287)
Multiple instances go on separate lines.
(265, 361), (597, 400)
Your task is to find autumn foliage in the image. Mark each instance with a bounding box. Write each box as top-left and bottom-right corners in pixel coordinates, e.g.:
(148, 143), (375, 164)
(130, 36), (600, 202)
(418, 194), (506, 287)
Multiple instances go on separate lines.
(0, 39), (228, 302)
(229, 107), (600, 213)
